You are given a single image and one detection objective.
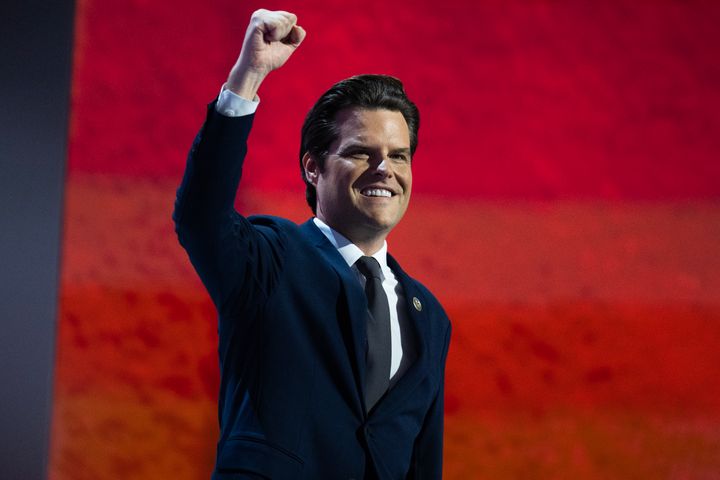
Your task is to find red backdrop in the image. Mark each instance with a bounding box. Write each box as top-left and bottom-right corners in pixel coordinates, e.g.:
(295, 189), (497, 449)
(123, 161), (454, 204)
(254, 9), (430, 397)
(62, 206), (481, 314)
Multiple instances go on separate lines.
(51, 1), (720, 478)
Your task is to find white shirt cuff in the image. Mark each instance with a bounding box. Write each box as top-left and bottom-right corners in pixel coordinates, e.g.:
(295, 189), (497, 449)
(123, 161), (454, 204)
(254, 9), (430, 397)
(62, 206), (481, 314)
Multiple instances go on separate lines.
(216, 83), (260, 117)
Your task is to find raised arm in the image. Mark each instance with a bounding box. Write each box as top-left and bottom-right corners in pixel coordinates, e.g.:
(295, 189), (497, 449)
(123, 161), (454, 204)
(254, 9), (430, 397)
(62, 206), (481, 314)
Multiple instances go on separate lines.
(173, 9), (305, 314)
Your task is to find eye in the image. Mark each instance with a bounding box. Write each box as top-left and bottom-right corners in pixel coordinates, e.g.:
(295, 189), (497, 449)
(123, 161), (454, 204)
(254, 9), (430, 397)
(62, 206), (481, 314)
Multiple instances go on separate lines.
(343, 150), (369, 160)
(390, 153), (410, 163)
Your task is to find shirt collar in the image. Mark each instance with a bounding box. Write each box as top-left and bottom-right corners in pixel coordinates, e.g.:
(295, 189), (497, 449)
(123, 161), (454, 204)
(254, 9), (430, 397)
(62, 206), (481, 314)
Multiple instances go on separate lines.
(312, 217), (388, 274)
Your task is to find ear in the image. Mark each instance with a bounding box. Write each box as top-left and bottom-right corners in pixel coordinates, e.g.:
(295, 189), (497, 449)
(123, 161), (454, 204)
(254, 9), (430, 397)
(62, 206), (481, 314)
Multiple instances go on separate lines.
(302, 151), (319, 186)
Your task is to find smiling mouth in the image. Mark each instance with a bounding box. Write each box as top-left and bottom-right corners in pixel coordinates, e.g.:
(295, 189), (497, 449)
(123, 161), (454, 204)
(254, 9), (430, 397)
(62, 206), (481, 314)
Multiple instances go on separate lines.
(360, 188), (394, 198)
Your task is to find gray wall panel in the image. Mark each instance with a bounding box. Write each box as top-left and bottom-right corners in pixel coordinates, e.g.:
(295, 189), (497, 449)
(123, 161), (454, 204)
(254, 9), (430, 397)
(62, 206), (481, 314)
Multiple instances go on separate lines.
(0, 1), (75, 478)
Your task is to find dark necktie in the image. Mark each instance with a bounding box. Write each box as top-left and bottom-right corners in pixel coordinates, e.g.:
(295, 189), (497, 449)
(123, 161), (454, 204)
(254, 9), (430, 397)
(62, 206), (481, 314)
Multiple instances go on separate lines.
(355, 256), (392, 411)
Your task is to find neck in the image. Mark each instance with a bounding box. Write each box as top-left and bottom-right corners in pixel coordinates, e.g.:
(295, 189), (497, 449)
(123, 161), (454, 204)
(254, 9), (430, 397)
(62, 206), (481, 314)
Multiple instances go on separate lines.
(351, 235), (387, 256)
(316, 216), (388, 256)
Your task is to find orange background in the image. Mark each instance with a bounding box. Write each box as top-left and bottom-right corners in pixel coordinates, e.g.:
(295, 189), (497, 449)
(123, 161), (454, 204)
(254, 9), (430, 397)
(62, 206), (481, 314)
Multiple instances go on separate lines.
(51, 1), (720, 478)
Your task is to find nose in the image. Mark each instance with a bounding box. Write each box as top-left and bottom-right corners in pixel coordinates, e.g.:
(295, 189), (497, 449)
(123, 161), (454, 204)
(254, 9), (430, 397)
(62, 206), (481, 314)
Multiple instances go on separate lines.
(371, 156), (391, 177)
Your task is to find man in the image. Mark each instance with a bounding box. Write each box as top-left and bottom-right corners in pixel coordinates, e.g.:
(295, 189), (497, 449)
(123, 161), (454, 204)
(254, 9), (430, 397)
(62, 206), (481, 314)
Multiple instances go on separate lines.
(174, 9), (451, 479)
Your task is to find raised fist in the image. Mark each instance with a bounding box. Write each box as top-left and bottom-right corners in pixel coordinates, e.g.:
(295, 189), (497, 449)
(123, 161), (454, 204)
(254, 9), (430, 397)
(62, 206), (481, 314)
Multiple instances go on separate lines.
(227, 9), (306, 99)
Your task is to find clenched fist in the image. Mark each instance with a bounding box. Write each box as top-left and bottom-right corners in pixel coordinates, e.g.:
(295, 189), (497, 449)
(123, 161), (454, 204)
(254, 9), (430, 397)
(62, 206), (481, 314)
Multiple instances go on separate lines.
(227, 9), (306, 100)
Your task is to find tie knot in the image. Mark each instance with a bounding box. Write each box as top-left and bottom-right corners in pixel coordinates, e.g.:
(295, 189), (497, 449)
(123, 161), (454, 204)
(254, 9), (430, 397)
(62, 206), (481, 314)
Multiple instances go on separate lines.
(355, 256), (383, 280)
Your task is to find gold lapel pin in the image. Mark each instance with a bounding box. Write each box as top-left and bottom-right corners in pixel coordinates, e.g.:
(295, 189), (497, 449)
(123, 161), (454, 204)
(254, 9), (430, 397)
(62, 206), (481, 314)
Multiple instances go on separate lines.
(412, 297), (422, 311)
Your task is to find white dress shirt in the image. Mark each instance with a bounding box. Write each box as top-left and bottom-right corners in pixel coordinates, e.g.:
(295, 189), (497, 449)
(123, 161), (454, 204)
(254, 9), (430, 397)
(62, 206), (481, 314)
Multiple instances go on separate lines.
(216, 84), (259, 116)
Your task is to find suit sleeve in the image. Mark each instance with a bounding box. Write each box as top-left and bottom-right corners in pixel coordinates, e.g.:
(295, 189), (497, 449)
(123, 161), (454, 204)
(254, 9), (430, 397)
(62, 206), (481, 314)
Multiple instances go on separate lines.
(407, 322), (452, 479)
(173, 102), (284, 317)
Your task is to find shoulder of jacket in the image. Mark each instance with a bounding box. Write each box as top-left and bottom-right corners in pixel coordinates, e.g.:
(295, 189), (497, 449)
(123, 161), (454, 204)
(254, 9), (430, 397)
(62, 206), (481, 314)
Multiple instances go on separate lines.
(247, 214), (297, 229)
(246, 215), (307, 245)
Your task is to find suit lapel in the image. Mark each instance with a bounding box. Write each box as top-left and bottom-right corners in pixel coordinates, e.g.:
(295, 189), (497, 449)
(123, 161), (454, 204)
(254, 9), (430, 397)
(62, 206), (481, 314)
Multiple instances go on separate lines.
(375, 254), (431, 415)
(299, 220), (369, 413)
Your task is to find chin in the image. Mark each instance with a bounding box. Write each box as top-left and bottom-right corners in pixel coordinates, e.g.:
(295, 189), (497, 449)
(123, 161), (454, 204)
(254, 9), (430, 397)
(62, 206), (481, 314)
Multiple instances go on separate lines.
(353, 203), (406, 232)
(363, 214), (401, 233)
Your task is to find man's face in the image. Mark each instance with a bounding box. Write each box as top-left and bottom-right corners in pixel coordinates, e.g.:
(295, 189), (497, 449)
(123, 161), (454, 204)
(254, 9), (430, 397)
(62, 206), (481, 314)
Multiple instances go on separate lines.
(305, 107), (413, 244)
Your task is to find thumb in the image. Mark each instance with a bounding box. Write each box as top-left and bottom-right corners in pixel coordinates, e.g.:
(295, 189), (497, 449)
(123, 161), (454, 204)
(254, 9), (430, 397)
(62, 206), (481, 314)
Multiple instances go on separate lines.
(285, 25), (306, 47)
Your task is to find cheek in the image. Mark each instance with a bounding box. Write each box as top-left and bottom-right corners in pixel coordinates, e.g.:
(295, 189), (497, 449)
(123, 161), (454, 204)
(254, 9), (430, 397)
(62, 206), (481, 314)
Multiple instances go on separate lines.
(401, 173), (412, 192)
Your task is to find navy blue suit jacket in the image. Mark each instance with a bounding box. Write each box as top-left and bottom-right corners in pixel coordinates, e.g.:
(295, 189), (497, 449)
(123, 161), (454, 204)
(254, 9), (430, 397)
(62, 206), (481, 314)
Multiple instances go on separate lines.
(174, 103), (451, 479)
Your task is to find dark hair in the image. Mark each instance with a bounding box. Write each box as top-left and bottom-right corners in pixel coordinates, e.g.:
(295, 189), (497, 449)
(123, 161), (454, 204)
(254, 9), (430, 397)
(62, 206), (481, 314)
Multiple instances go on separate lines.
(299, 74), (420, 214)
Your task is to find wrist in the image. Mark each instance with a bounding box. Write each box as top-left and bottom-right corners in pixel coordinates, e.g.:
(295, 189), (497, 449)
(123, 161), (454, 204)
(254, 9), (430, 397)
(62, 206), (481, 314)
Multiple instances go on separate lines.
(226, 65), (267, 101)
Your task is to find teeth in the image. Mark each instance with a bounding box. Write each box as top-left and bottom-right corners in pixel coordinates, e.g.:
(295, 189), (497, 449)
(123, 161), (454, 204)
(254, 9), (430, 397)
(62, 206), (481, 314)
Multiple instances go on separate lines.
(362, 188), (392, 197)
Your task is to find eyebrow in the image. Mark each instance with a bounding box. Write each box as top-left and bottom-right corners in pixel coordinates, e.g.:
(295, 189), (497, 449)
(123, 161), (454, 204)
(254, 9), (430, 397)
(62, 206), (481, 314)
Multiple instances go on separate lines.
(338, 143), (411, 155)
(390, 148), (412, 155)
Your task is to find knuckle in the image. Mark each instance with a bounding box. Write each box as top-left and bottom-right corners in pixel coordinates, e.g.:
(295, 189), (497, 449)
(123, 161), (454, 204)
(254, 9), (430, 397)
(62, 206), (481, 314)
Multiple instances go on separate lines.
(251, 9), (271, 23)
